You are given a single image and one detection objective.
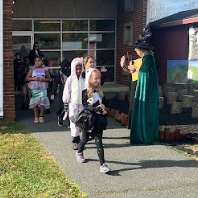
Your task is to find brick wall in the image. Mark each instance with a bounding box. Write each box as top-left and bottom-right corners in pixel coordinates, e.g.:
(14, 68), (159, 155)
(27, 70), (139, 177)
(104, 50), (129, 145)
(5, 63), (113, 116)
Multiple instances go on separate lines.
(116, 0), (148, 85)
(3, 0), (15, 120)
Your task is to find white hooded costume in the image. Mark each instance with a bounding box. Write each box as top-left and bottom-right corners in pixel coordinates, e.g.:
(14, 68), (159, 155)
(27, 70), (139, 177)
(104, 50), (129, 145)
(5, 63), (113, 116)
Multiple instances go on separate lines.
(62, 57), (85, 138)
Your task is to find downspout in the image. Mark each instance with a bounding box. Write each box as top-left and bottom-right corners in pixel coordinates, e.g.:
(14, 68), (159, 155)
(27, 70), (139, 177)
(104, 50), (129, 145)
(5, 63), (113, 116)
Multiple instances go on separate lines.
(0, 0), (3, 117)
(146, 0), (151, 24)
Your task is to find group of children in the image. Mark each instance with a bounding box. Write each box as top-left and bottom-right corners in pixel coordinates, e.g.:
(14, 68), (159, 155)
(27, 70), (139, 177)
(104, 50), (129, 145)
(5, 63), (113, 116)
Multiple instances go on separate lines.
(27, 55), (111, 173)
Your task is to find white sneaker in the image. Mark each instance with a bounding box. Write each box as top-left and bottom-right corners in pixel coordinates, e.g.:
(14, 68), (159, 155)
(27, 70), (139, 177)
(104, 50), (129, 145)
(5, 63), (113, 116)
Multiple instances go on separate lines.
(100, 164), (111, 173)
(76, 152), (85, 163)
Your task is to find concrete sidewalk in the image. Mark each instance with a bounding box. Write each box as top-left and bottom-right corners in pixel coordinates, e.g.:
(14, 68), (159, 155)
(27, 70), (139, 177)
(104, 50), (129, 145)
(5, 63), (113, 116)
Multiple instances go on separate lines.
(17, 99), (198, 198)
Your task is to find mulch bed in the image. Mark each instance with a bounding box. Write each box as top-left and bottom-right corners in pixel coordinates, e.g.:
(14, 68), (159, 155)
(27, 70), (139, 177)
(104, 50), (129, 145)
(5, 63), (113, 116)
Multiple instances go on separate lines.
(106, 96), (198, 159)
(106, 96), (198, 126)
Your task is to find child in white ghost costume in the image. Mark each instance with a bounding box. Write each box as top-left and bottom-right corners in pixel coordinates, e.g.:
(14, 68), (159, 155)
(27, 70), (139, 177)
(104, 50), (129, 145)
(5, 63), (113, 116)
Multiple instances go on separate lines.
(62, 57), (85, 150)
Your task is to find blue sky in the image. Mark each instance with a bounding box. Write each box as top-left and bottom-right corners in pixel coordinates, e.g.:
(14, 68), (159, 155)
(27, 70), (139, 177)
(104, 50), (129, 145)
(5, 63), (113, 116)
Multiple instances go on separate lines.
(154, 0), (189, 14)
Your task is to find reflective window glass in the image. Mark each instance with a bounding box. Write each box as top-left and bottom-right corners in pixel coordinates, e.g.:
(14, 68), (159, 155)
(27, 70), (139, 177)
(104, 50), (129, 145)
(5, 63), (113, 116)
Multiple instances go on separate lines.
(63, 51), (88, 62)
(35, 34), (61, 49)
(97, 66), (114, 82)
(90, 20), (115, 31)
(62, 20), (88, 31)
(62, 33), (88, 49)
(13, 36), (31, 58)
(34, 20), (60, 31)
(89, 50), (114, 66)
(89, 33), (115, 49)
(41, 51), (61, 65)
(12, 20), (32, 31)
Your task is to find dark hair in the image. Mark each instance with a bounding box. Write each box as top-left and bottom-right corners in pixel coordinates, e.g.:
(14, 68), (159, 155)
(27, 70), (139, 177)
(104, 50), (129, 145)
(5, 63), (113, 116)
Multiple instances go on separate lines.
(33, 42), (39, 50)
(23, 56), (29, 62)
(15, 52), (20, 57)
(34, 56), (43, 62)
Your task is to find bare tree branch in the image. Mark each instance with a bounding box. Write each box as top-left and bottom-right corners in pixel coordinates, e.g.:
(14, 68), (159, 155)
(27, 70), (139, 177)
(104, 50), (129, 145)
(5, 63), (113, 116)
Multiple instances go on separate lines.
(184, 0), (198, 10)
(150, 0), (172, 22)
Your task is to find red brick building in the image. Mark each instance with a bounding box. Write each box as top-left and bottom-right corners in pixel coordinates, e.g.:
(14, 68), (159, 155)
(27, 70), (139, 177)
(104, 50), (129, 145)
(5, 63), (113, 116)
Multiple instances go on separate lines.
(1, 0), (149, 120)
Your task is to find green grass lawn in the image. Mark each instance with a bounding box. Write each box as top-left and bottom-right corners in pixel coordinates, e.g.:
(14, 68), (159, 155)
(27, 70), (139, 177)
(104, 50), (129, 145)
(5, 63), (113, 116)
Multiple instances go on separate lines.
(0, 122), (86, 198)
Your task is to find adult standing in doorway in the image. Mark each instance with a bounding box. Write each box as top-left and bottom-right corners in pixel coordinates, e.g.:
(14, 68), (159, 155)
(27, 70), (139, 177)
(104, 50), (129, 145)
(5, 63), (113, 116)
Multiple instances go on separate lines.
(129, 25), (159, 145)
(120, 55), (142, 128)
(29, 42), (44, 66)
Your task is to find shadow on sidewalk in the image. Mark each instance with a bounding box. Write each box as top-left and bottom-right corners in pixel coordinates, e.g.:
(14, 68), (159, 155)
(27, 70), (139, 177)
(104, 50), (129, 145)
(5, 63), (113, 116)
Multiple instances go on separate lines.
(85, 158), (198, 176)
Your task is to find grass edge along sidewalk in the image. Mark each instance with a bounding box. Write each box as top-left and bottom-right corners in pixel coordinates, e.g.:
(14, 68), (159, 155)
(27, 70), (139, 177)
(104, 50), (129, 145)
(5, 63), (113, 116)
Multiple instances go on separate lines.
(0, 122), (86, 198)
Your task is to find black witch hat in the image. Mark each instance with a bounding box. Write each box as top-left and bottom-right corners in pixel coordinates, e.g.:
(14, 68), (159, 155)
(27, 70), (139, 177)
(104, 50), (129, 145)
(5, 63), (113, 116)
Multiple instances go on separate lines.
(129, 25), (154, 50)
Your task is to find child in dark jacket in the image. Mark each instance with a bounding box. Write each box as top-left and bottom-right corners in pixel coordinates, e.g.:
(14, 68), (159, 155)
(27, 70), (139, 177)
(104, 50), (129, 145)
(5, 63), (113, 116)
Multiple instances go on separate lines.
(51, 59), (71, 126)
(74, 68), (111, 173)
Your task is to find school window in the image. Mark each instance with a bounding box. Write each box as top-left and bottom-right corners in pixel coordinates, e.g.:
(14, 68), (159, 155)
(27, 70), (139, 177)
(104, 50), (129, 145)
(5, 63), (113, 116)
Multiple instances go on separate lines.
(123, 22), (133, 44)
(124, 0), (133, 12)
(12, 19), (116, 82)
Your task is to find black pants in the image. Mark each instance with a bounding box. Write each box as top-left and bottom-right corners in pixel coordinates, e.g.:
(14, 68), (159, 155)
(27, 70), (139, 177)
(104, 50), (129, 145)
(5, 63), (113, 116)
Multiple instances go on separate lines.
(57, 95), (64, 118)
(78, 130), (105, 165)
(128, 81), (137, 128)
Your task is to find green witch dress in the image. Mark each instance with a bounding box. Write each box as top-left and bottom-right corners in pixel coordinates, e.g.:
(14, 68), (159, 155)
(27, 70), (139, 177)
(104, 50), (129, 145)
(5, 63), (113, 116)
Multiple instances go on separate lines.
(130, 54), (159, 145)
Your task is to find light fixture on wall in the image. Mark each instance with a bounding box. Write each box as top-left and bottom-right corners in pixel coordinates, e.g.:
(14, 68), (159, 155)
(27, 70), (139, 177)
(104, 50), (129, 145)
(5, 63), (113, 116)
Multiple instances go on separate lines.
(12, 0), (16, 14)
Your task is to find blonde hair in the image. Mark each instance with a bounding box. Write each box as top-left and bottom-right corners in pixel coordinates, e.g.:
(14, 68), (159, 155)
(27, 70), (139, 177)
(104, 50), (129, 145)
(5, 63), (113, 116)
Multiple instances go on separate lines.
(137, 48), (154, 56)
(87, 70), (104, 99)
(83, 55), (95, 65)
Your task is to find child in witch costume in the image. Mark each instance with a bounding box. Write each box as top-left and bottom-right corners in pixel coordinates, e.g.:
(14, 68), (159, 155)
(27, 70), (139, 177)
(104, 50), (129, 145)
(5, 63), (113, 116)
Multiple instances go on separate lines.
(51, 59), (71, 126)
(62, 58), (85, 150)
(73, 68), (110, 173)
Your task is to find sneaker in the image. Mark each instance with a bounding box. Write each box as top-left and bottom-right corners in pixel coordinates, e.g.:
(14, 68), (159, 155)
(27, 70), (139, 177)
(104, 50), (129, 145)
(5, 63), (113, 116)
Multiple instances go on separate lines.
(73, 143), (79, 150)
(39, 117), (45, 123)
(34, 118), (39, 124)
(57, 115), (63, 126)
(76, 152), (85, 163)
(100, 164), (111, 173)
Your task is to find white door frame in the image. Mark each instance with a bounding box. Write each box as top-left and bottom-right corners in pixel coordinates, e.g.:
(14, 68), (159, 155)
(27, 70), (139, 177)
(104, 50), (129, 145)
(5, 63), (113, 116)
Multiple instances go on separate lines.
(0, 0), (3, 117)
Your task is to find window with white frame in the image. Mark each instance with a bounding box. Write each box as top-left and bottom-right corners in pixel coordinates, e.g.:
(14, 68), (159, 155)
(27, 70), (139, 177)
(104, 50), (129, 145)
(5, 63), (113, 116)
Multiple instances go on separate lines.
(12, 19), (116, 82)
(123, 22), (133, 44)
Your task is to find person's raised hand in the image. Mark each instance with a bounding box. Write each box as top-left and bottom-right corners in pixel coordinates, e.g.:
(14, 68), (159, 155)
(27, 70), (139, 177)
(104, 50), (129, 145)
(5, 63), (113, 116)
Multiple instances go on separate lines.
(102, 109), (107, 115)
(101, 66), (107, 73)
(120, 55), (126, 68)
(128, 64), (135, 72)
